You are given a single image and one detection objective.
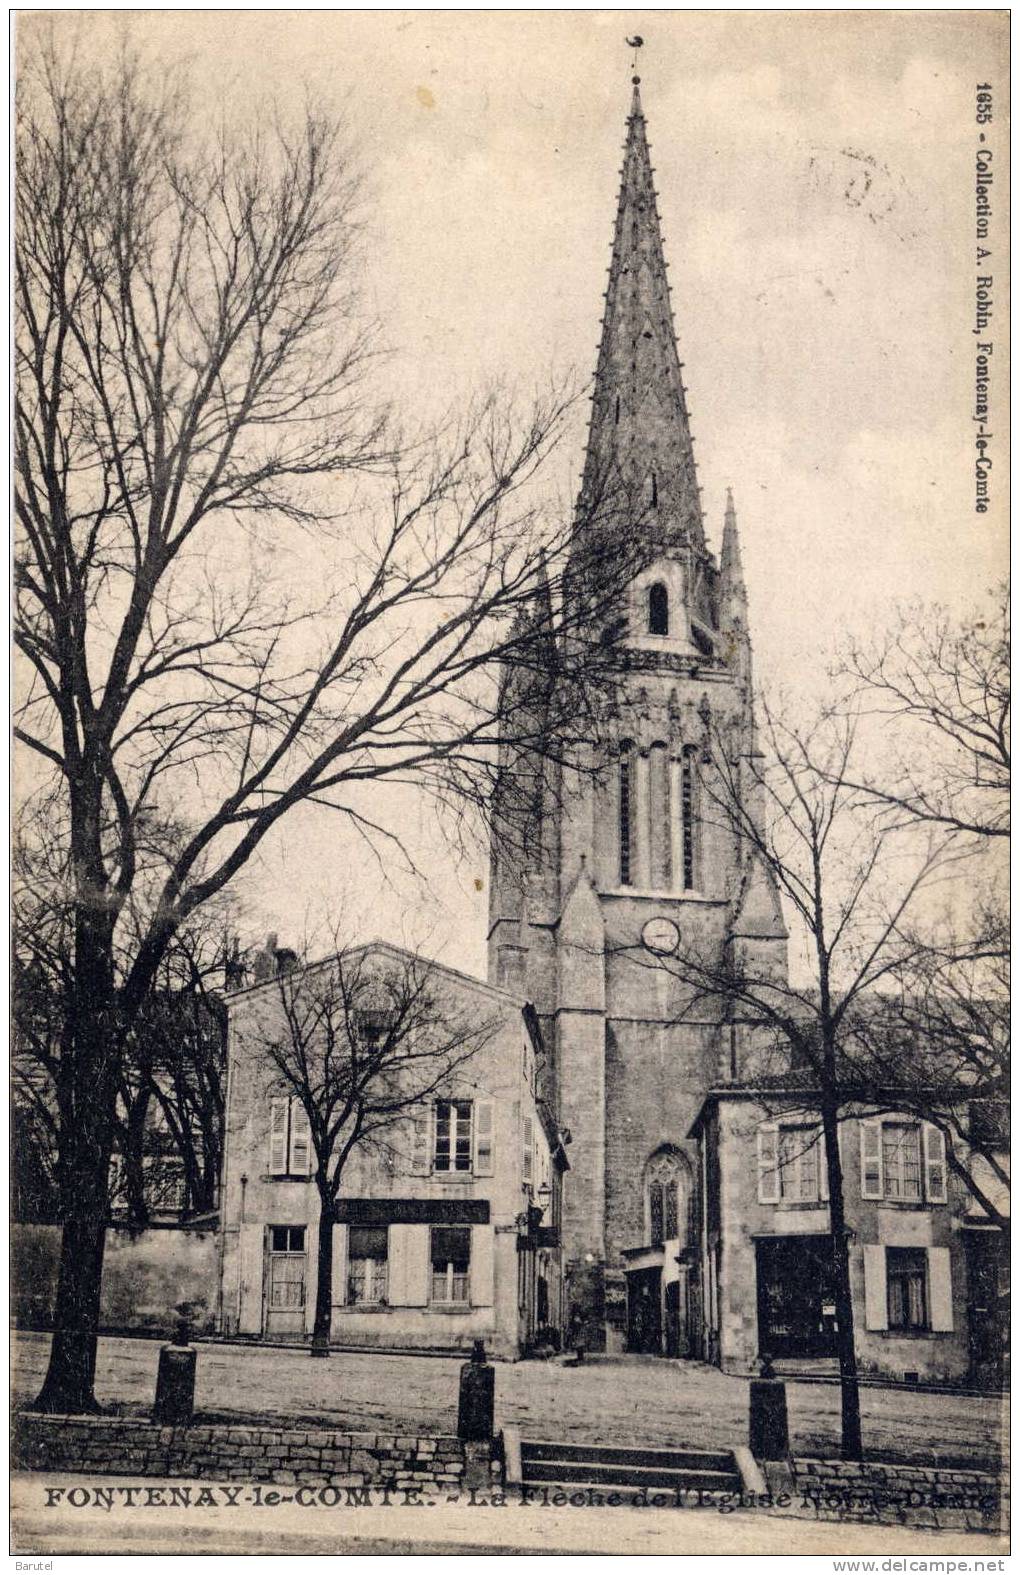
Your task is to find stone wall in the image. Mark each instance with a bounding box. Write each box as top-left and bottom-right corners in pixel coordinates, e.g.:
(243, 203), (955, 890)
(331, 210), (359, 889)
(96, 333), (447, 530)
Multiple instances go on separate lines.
(14, 1412), (470, 1494)
(790, 1457), (1005, 1535)
(11, 1224), (219, 1336)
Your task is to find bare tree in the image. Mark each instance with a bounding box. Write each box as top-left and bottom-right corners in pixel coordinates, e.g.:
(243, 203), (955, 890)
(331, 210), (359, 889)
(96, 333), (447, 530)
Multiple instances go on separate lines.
(642, 696), (957, 1459)
(837, 585), (1009, 840)
(15, 33), (637, 1410)
(238, 943), (498, 1356)
(835, 584), (1009, 1221)
(111, 927), (228, 1223)
(13, 806), (229, 1228)
(838, 902), (1009, 1232)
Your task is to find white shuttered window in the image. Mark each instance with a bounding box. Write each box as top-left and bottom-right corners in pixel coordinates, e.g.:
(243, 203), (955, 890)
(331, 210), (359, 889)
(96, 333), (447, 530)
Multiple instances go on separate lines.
(268, 1097), (312, 1177)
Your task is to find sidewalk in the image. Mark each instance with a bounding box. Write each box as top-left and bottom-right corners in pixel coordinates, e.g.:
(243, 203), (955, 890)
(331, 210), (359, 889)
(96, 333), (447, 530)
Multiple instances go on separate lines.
(11, 1473), (1011, 1557)
(12, 1331), (1006, 1469)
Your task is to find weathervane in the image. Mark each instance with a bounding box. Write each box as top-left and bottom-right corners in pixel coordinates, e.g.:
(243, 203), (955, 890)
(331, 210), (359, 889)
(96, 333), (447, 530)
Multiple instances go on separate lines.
(626, 34), (644, 81)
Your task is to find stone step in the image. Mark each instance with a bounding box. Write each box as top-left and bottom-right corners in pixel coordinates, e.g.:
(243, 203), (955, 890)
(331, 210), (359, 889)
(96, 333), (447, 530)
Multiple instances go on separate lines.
(521, 1439), (736, 1475)
(521, 1459), (741, 1491)
(517, 1474), (742, 1505)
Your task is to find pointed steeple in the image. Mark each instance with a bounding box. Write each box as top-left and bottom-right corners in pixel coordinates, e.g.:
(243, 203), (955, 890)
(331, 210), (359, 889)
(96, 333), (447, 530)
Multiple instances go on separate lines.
(578, 77), (704, 553)
(719, 488), (747, 621)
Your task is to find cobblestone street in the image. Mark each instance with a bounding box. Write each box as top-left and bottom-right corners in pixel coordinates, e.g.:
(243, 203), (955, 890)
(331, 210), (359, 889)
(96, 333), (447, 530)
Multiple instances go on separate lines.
(12, 1332), (1006, 1469)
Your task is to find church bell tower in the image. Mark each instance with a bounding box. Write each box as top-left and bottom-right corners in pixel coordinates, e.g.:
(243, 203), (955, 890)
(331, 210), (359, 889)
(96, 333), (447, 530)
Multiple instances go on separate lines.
(488, 74), (786, 1353)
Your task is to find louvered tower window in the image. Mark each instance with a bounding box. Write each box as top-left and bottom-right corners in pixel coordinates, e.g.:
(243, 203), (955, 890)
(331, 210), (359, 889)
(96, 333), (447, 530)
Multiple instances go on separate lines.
(619, 743), (633, 886)
(681, 746), (697, 890)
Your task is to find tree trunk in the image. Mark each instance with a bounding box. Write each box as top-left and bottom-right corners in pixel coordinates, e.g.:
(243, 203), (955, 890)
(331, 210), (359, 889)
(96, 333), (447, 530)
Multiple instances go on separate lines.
(821, 1097), (863, 1460)
(34, 876), (120, 1414)
(34, 1145), (111, 1413)
(311, 1199), (335, 1357)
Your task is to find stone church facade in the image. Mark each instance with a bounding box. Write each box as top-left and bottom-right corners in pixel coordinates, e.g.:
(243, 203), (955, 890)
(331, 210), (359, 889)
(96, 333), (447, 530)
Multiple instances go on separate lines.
(485, 78), (991, 1382)
(487, 76), (786, 1358)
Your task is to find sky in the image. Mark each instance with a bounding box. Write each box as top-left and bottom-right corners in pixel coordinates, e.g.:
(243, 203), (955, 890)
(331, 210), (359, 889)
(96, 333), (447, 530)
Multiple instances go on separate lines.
(22, 11), (1009, 978)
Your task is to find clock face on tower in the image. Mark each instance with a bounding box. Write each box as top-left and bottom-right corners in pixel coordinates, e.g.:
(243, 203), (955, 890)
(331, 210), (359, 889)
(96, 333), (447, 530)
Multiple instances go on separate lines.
(641, 916), (680, 956)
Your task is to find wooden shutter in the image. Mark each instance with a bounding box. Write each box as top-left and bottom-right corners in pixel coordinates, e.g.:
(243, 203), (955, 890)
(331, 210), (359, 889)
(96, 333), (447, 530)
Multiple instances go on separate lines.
(860, 1120), (883, 1199)
(405, 1224), (430, 1305)
(757, 1123), (780, 1203)
(863, 1244), (888, 1330)
(304, 1222), (319, 1334)
(289, 1100), (311, 1176)
(923, 1125), (948, 1203)
(331, 1223), (349, 1307)
(410, 1105), (432, 1176)
(389, 1223), (429, 1306)
(471, 1224), (495, 1307)
(268, 1099), (288, 1175)
(474, 1100), (495, 1176)
(523, 1114), (534, 1185)
(237, 1223), (265, 1333)
(818, 1127), (829, 1202)
(928, 1247), (954, 1330)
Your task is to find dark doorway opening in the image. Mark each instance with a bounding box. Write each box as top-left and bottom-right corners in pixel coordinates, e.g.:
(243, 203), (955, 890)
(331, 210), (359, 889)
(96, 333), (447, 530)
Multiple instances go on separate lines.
(966, 1232), (1008, 1388)
(664, 1279), (681, 1357)
(626, 1267), (662, 1353)
(756, 1235), (838, 1359)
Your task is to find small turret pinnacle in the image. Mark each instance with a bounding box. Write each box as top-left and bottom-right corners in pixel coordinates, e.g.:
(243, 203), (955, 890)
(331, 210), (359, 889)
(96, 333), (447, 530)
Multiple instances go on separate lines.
(720, 489), (746, 603)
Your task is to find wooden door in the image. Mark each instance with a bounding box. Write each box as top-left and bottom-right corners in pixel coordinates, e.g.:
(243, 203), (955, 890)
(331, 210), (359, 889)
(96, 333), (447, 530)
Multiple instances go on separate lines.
(756, 1236), (837, 1359)
(265, 1225), (306, 1337)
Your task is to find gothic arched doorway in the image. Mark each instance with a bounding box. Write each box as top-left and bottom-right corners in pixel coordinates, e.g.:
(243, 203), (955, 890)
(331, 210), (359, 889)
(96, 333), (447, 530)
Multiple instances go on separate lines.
(624, 1147), (698, 1357)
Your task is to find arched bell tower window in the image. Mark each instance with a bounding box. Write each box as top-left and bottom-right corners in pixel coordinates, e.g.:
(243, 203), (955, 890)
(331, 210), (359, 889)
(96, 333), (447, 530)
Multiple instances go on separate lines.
(648, 582), (669, 636)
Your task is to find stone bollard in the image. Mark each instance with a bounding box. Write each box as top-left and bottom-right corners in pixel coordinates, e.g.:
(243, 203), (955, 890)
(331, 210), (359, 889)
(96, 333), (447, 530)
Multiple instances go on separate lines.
(749, 1353), (789, 1461)
(153, 1317), (197, 1426)
(457, 1339), (495, 1442)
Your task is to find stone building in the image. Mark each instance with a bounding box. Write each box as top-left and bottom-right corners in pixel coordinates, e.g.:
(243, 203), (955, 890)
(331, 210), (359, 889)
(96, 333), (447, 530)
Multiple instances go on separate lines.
(486, 75), (1005, 1383)
(692, 1085), (988, 1383)
(487, 76), (780, 1356)
(218, 940), (567, 1358)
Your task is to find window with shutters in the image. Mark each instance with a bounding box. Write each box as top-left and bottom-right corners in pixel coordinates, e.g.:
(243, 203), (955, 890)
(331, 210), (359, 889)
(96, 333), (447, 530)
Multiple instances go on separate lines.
(431, 1226), (471, 1303)
(778, 1125), (823, 1203)
(348, 1226), (389, 1306)
(758, 1122), (826, 1205)
(268, 1097), (312, 1178)
(887, 1246), (928, 1330)
(882, 1122), (922, 1201)
(434, 1100), (473, 1172)
(859, 1119), (946, 1203)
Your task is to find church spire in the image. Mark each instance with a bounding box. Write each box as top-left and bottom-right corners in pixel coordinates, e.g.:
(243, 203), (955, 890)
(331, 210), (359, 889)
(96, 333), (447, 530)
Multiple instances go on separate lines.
(579, 76), (704, 553)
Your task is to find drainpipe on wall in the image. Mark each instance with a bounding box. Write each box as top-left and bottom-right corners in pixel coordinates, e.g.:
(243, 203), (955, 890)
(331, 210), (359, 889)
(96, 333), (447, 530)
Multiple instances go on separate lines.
(234, 1174), (248, 1331)
(700, 1128), (712, 1360)
(214, 1025), (237, 1337)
